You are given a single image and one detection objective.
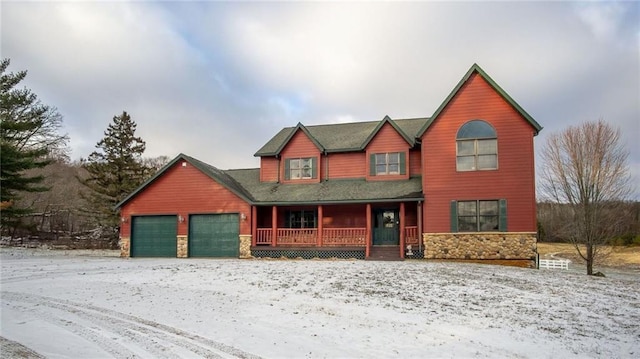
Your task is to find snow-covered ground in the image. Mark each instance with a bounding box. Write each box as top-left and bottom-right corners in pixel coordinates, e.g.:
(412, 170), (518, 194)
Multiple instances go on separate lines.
(1, 247), (638, 358)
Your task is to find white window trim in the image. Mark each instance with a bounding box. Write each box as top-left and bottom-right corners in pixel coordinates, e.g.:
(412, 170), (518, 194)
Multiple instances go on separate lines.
(456, 138), (498, 171)
(375, 152), (401, 175)
(289, 158), (313, 180)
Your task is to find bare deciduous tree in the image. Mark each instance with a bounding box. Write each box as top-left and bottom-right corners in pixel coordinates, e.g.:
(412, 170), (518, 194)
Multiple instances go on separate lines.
(17, 160), (93, 236)
(539, 120), (634, 275)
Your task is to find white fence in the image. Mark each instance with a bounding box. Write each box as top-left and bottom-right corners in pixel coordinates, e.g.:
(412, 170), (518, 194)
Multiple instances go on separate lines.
(538, 259), (570, 270)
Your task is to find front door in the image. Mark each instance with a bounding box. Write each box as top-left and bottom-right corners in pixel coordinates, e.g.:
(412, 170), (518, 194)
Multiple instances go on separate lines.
(373, 209), (399, 245)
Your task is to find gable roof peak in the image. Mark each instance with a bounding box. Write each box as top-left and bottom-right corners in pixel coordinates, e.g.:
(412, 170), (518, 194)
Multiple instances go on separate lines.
(114, 153), (253, 209)
(360, 114), (415, 149)
(416, 63), (543, 137)
(255, 117), (430, 157)
(272, 122), (325, 156)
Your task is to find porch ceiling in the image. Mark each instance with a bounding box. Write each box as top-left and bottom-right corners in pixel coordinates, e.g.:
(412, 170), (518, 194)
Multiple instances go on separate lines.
(226, 168), (423, 205)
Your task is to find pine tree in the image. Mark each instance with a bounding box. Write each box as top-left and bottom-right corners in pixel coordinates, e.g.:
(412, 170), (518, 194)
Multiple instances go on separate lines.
(80, 111), (149, 245)
(1, 58), (68, 232)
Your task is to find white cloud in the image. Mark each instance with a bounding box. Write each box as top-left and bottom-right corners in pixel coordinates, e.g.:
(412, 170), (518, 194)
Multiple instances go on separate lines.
(576, 2), (626, 40)
(1, 1), (638, 192)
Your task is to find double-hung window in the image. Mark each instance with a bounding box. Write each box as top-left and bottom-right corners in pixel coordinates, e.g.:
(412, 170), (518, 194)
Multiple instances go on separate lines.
(285, 157), (317, 180)
(456, 120), (497, 171)
(370, 152), (406, 176)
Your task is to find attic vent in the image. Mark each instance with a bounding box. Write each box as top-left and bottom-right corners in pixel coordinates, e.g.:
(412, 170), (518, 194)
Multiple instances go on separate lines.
(182, 162), (187, 167)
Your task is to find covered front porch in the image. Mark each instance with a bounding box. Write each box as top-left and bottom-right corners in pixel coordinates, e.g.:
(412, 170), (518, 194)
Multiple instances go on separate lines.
(250, 202), (422, 259)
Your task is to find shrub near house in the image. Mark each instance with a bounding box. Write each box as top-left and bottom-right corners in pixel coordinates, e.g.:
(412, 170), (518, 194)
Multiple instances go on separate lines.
(116, 64), (541, 266)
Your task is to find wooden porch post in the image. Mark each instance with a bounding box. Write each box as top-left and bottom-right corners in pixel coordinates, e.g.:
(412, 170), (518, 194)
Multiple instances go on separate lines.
(251, 206), (257, 246)
(365, 203), (372, 258)
(317, 205), (323, 247)
(271, 206), (277, 247)
(417, 201), (423, 251)
(400, 202), (406, 259)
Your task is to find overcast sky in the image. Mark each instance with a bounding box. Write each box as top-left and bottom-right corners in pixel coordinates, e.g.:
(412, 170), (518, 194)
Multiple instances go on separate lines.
(2, 1), (639, 195)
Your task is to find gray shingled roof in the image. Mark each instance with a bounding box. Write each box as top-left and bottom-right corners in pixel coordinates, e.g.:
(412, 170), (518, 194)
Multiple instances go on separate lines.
(116, 154), (422, 209)
(254, 117), (429, 157)
(226, 168), (423, 205)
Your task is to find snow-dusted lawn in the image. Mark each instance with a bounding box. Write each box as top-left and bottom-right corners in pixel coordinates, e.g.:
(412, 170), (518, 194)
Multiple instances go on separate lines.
(1, 248), (638, 358)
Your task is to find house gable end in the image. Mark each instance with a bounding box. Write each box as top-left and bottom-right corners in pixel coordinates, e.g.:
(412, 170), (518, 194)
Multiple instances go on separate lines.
(361, 115), (415, 149)
(420, 67), (539, 233)
(115, 153), (253, 209)
(365, 121), (412, 181)
(279, 129), (323, 183)
(256, 123), (324, 157)
(417, 63), (542, 138)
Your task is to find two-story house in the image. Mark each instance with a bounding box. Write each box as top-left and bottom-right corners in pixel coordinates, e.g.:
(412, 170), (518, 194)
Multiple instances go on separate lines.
(116, 64), (542, 266)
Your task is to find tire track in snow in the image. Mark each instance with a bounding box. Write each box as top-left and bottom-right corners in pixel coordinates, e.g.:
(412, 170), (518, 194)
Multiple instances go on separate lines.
(2, 291), (262, 359)
(0, 336), (46, 358)
(0, 266), (117, 284)
(4, 300), (139, 358)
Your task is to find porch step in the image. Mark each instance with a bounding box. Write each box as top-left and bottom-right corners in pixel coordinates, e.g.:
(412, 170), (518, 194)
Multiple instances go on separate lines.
(367, 246), (403, 261)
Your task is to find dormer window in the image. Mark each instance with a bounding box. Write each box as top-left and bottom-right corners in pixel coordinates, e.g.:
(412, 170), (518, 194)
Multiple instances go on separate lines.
(284, 157), (317, 180)
(370, 152), (406, 176)
(376, 153), (399, 175)
(456, 120), (497, 171)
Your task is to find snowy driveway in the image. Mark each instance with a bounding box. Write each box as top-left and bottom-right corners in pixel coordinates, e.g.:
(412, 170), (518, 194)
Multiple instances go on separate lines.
(1, 248), (638, 358)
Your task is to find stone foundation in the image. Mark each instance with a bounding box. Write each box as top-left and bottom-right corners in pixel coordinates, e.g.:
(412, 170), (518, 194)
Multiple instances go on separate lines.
(177, 236), (188, 258)
(423, 232), (537, 261)
(119, 237), (130, 258)
(239, 235), (252, 258)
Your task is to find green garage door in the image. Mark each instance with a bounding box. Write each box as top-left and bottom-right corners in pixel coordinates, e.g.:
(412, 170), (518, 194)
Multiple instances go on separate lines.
(131, 216), (177, 257)
(189, 214), (239, 257)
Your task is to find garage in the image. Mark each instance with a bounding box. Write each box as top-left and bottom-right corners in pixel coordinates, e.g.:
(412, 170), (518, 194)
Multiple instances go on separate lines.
(131, 216), (178, 257)
(188, 214), (239, 257)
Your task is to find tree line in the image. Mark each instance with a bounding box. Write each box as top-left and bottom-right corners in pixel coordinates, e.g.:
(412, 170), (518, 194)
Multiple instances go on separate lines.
(1, 58), (167, 247)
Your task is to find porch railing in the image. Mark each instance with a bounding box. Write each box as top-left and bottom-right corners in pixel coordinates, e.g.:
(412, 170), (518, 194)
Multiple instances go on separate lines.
(255, 227), (366, 246)
(405, 226), (419, 245)
(277, 228), (318, 245)
(256, 228), (272, 245)
(323, 228), (366, 246)
(256, 226), (419, 247)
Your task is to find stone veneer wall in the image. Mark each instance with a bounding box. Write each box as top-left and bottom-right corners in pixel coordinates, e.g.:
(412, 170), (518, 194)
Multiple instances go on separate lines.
(423, 232), (537, 260)
(239, 235), (252, 258)
(177, 235), (188, 258)
(120, 237), (130, 258)
(119, 235), (250, 259)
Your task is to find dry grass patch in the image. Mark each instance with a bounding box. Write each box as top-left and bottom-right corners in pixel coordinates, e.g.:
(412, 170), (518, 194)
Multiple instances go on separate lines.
(537, 242), (640, 269)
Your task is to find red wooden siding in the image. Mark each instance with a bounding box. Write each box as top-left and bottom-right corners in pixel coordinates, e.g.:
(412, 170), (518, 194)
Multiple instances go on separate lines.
(260, 157), (279, 182)
(280, 130), (322, 184)
(409, 148), (422, 176)
(327, 152), (366, 179)
(365, 123), (411, 181)
(323, 204), (367, 227)
(261, 123), (422, 181)
(421, 72), (537, 233)
(120, 161), (251, 237)
(254, 203), (416, 229)
(256, 206), (273, 228)
(404, 203), (418, 227)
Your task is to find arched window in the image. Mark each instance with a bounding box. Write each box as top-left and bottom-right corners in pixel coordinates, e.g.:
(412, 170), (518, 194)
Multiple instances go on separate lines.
(456, 120), (497, 171)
